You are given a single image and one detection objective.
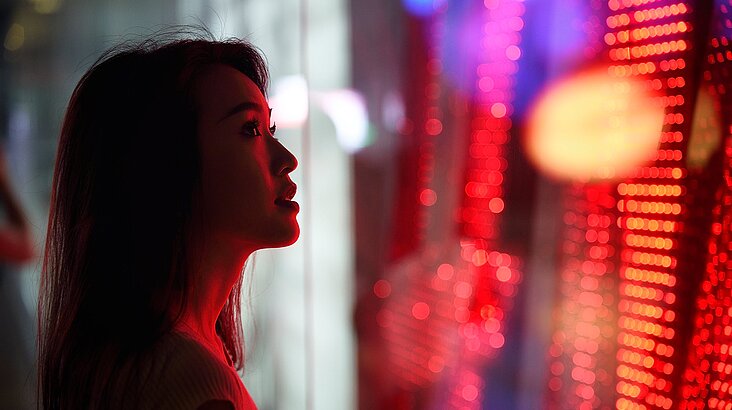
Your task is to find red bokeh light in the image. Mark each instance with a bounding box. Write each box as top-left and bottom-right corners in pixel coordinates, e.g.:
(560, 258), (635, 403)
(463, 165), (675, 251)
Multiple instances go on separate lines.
(373, 279), (392, 299)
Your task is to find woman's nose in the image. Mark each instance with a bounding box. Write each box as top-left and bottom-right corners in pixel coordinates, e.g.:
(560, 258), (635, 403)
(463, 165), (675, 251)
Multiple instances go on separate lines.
(273, 140), (298, 175)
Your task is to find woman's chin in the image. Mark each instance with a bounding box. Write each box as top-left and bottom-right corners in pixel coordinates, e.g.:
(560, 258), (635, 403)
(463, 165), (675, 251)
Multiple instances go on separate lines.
(262, 223), (300, 249)
(280, 225), (300, 247)
(225, 218), (300, 251)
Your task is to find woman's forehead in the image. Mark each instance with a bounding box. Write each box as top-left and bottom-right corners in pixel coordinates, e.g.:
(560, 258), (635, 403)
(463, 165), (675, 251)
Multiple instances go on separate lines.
(194, 64), (267, 119)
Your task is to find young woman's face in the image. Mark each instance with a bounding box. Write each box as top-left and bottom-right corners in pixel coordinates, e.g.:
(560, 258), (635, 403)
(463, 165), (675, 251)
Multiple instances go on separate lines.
(193, 64), (299, 251)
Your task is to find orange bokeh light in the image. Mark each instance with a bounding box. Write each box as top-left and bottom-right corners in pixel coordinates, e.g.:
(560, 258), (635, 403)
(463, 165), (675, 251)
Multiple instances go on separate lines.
(525, 66), (664, 182)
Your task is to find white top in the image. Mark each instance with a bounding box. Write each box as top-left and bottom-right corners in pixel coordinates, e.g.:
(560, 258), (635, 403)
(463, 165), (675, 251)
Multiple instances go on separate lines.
(132, 330), (257, 410)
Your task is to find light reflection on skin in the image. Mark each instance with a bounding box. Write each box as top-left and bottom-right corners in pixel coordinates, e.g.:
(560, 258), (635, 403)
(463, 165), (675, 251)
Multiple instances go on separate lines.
(176, 64), (299, 361)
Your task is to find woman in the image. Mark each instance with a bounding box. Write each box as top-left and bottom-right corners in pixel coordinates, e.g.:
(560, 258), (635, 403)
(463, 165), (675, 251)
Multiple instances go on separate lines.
(38, 31), (299, 409)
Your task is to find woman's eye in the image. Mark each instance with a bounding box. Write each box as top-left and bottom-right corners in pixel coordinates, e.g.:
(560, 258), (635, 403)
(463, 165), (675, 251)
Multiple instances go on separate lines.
(269, 122), (277, 136)
(241, 121), (262, 137)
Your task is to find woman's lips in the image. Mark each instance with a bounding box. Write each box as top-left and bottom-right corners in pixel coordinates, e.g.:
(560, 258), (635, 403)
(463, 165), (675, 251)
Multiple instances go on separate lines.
(281, 184), (297, 201)
(275, 198), (299, 211)
(275, 182), (298, 210)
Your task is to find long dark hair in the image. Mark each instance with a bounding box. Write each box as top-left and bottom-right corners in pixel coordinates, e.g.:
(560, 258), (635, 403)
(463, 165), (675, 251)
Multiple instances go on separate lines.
(38, 30), (269, 409)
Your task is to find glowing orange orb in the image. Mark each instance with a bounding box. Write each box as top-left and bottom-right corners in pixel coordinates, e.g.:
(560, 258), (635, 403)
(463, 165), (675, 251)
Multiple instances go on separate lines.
(525, 67), (664, 182)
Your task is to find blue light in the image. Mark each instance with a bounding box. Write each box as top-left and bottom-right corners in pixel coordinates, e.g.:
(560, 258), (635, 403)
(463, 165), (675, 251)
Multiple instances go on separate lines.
(402, 0), (446, 17)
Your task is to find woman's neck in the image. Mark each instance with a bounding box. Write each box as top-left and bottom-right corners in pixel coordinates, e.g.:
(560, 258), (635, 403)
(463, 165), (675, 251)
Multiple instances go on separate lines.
(175, 235), (252, 360)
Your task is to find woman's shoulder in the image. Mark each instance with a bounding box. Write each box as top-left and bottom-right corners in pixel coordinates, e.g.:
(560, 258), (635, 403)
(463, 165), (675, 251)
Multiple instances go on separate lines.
(135, 331), (257, 410)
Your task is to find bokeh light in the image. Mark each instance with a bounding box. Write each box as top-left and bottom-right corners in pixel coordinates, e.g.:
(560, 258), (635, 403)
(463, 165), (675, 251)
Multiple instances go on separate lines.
(526, 66), (665, 182)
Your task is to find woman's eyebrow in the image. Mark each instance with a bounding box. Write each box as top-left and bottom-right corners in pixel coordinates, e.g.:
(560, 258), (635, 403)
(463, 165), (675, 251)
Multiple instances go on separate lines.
(218, 101), (262, 123)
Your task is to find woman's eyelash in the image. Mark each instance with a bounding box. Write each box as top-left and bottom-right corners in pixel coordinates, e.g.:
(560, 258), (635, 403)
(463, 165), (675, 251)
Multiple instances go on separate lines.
(241, 120), (262, 136)
(241, 120), (277, 138)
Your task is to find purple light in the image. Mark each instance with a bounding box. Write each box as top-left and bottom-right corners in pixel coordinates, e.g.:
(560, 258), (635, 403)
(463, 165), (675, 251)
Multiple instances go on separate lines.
(401, 0), (446, 17)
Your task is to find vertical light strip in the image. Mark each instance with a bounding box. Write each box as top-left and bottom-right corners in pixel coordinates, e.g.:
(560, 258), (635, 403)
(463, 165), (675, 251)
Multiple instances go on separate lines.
(413, 0), (443, 239)
(679, 123), (732, 409)
(539, 2), (620, 409)
(459, 0), (522, 240)
(546, 183), (619, 410)
(451, 0), (526, 407)
(374, 1), (524, 408)
(607, 1), (695, 409)
(299, 0), (314, 408)
(679, 3), (732, 408)
(377, 5), (448, 393)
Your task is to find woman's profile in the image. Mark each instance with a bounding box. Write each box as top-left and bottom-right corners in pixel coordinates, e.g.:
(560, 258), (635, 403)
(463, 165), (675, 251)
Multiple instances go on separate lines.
(38, 30), (299, 409)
